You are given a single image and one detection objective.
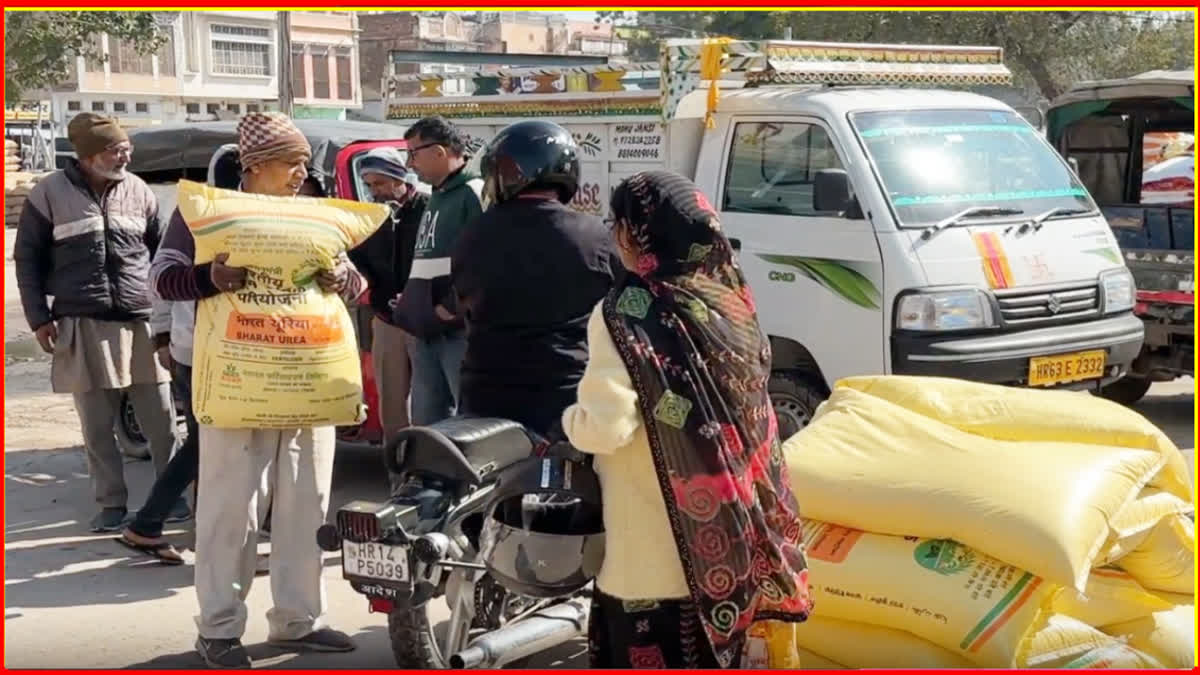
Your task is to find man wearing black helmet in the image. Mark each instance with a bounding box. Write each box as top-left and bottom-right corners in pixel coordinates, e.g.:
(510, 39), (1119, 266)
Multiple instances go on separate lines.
(450, 120), (616, 436)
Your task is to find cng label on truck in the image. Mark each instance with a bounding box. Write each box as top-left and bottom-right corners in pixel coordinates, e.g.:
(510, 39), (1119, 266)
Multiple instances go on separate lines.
(768, 270), (796, 283)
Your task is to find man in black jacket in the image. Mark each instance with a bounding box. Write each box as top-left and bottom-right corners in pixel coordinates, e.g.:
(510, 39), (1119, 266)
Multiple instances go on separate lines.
(13, 112), (179, 532)
(349, 148), (428, 441)
(452, 121), (615, 436)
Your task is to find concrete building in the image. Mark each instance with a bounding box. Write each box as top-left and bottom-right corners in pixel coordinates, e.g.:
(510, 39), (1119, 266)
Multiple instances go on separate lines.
(47, 10), (362, 127)
(359, 11), (485, 103)
(358, 11), (627, 117)
(289, 12), (362, 120)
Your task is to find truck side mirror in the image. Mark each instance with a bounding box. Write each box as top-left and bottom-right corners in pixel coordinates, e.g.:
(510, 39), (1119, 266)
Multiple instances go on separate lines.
(1068, 157), (1080, 176)
(814, 168), (852, 213)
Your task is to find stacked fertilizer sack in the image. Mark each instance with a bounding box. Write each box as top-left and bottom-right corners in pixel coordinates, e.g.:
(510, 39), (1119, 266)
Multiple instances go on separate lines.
(5, 139), (20, 172)
(5, 170), (48, 229)
(782, 376), (1195, 669)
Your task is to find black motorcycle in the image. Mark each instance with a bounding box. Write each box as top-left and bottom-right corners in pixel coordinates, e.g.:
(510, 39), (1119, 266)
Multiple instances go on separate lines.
(317, 416), (594, 669)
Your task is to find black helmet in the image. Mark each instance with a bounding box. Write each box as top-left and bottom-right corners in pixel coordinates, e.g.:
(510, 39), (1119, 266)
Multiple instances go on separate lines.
(479, 455), (605, 599)
(480, 120), (580, 207)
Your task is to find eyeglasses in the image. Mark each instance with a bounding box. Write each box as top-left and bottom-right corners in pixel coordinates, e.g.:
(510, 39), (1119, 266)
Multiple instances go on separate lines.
(407, 142), (442, 155)
(105, 144), (134, 158)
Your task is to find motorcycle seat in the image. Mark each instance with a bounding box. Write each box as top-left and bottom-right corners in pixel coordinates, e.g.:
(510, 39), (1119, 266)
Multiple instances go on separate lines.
(387, 416), (535, 490)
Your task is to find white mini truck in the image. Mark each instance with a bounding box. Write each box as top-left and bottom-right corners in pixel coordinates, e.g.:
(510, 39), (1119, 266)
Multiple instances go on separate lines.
(385, 39), (1144, 436)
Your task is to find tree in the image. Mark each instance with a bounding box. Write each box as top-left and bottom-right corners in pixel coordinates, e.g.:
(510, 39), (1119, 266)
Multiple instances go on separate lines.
(596, 10), (1194, 102)
(4, 11), (167, 105)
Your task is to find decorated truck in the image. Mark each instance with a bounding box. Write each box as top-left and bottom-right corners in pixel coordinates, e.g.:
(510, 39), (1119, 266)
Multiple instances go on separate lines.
(1047, 70), (1194, 404)
(385, 39), (1144, 436)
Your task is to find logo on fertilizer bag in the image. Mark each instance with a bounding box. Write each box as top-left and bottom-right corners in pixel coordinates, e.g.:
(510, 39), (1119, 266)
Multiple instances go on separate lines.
(221, 363), (242, 384)
(914, 539), (976, 576)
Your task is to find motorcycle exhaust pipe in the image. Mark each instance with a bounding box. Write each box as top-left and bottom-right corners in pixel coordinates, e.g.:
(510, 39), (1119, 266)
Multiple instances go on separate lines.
(448, 598), (589, 669)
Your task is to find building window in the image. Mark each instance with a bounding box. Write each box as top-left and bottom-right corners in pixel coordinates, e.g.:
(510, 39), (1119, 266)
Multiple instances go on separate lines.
(291, 44), (309, 99)
(335, 47), (353, 100)
(227, 103), (241, 114)
(110, 39), (154, 75)
(157, 34), (176, 77)
(210, 23), (272, 76)
(67, 101), (82, 112)
(311, 46), (330, 99)
(112, 102), (128, 113)
(186, 103), (201, 114)
(211, 24), (270, 39)
(246, 103), (260, 113)
(207, 103), (221, 114)
(135, 102), (149, 113)
(91, 101), (106, 112)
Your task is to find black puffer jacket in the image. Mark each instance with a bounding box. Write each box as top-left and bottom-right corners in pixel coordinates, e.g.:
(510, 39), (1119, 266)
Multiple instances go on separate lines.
(348, 193), (428, 323)
(14, 160), (162, 330)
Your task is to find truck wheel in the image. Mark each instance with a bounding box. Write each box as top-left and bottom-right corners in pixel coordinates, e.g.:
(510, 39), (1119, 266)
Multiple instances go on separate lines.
(768, 372), (828, 441)
(115, 392), (151, 460)
(1097, 375), (1153, 406)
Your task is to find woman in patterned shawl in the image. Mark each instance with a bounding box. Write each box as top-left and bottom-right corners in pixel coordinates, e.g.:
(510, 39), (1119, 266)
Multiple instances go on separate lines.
(562, 170), (812, 669)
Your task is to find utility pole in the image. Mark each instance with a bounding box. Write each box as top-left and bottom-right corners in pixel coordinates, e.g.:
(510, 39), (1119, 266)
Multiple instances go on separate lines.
(277, 11), (294, 116)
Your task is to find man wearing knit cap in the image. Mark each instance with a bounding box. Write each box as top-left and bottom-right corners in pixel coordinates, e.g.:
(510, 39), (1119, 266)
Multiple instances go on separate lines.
(153, 111), (361, 667)
(14, 112), (181, 533)
(349, 148), (428, 452)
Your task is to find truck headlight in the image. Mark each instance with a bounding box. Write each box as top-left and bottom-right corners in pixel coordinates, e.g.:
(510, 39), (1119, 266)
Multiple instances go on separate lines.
(1100, 268), (1136, 314)
(896, 289), (995, 331)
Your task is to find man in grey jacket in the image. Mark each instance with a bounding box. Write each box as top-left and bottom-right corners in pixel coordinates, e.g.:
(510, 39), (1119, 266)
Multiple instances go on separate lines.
(14, 112), (179, 533)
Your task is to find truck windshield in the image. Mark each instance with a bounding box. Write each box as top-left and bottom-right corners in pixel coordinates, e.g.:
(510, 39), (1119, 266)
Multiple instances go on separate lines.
(851, 109), (1095, 227)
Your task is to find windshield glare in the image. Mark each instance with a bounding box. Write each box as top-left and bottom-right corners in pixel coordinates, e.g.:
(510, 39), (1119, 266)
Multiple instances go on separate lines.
(851, 109), (1095, 227)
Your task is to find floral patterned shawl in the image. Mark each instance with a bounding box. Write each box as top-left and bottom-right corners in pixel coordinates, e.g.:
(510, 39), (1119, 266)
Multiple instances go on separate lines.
(601, 170), (812, 667)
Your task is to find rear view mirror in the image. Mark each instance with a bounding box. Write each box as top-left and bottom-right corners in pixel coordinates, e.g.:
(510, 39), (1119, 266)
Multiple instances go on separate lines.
(814, 168), (851, 213)
(1068, 157), (1080, 176)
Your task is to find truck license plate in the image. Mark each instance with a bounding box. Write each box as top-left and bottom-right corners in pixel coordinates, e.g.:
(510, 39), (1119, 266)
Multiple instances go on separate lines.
(342, 541), (409, 583)
(1028, 350), (1107, 387)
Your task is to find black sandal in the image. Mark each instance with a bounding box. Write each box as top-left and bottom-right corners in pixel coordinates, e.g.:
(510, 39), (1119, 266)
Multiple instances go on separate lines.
(116, 531), (185, 565)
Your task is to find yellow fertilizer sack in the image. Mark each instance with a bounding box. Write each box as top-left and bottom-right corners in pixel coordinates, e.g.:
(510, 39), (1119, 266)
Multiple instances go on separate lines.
(791, 615), (973, 668)
(1102, 603), (1196, 668)
(798, 519), (1053, 667)
(1053, 568), (1171, 631)
(177, 180), (389, 429)
(1020, 614), (1164, 668)
(1116, 514), (1196, 594)
(741, 621), (819, 668)
(1102, 488), (1195, 564)
(834, 375), (1191, 500)
(793, 649), (845, 669)
(784, 387), (1164, 591)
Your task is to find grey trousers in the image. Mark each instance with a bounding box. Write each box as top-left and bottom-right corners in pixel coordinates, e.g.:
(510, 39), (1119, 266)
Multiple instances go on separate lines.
(73, 383), (177, 509)
(193, 425), (336, 641)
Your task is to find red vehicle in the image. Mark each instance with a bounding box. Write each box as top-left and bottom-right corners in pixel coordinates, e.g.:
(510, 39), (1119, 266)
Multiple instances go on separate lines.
(117, 120), (414, 456)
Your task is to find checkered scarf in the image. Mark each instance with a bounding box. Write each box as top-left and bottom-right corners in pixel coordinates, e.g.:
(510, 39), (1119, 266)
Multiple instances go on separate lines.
(601, 171), (812, 668)
(237, 112), (311, 170)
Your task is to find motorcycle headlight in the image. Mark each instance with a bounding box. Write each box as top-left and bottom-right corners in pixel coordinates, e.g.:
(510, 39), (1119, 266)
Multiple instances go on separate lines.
(1100, 268), (1136, 314)
(896, 289), (995, 332)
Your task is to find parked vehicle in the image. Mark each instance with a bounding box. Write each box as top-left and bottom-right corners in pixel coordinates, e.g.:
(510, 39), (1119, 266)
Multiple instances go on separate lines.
(118, 120), (419, 458)
(317, 418), (597, 668)
(385, 38), (1144, 437)
(1047, 70), (1194, 404)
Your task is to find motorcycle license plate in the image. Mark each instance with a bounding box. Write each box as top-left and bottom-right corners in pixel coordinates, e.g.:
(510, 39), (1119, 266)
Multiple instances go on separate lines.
(342, 541), (409, 583)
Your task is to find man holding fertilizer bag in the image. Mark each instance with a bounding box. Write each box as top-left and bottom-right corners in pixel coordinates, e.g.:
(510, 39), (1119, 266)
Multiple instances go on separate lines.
(153, 112), (365, 668)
